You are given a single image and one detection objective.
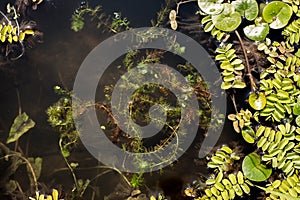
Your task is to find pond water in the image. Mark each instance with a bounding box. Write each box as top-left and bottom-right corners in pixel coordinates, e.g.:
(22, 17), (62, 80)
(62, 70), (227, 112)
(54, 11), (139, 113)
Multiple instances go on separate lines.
(0, 0), (244, 199)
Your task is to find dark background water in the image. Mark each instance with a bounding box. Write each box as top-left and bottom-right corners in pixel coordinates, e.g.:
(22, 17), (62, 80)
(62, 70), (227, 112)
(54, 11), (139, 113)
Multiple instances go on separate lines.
(0, 0), (242, 199)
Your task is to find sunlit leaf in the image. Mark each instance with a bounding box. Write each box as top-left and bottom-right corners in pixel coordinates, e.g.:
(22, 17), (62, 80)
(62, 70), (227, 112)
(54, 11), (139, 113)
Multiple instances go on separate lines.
(6, 112), (35, 144)
(262, 1), (293, 29)
(232, 81), (246, 88)
(293, 102), (300, 115)
(242, 126), (256, 143)
(242, 152), (272, 182)
(198, 0), (224, 15)
(256, 185), (300, 200)
(296, 115), (300, 126)
(212, 4), (242, 32)
(221, 81), (232, 89)
(243, 23), (269, 41)
(249, 92), (267, 110)
(232, 0), (259, 21)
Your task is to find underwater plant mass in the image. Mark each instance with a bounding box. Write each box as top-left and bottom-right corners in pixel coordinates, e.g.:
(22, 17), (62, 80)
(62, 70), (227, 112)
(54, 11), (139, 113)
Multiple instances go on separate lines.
(3, 0), (300, 199)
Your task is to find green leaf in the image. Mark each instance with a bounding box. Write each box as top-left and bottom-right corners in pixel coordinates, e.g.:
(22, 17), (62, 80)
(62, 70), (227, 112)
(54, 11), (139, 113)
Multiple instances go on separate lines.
(4, 180), (17, 193)
(232, 81), (246, 88)
(256, 185), (300, 200)
(243, 23), (269, 41)
(262, 1), (293, 29)
(232, 0), (259, 21)
(293, 102), (300, 115)
(6, 112), (35, 144)
(221, 81), (232, 89)
(296, 115), (300, 126)
(27, 157), (42, 185)
(242, 126), (256, 143)
(249, 92), (267, 110)
(212, 4), (242, 32)
(242, 152), (272, 182)
(198, 0), (224, 15)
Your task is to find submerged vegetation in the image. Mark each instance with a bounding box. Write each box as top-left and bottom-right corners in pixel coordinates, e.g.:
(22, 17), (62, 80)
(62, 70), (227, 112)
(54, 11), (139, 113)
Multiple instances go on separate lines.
(3, 0), (300, 199)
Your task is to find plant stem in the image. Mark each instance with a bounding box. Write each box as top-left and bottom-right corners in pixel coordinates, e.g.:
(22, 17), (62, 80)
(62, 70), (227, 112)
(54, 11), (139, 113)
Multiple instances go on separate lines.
(59, 138), (79, 190)
(234, 30), (256, 92)
(0, 10), (11, 24)
(230, 94), (238, 113)
(176, 0), (197, 14)
(0, 142), (38, 191)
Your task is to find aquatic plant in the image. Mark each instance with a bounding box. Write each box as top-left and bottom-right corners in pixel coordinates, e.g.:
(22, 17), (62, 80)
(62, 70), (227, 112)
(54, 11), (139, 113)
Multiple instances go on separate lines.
(282, 19), (300, 45)
(29, 189), (61, 200)
(263, 174), (300, 199)
(184, 146), (253, 200)
(46, 86), (79, 158)
(215, 43), (246, 89)
(206, 146), (240, 172)
(130, 173), (144, 188)
(242, 152), (272, 182)
(201, 171), (252, 200)
(71, 2), (130, 33)
(0, 112), (45, 199)
(71, 2), (102, 32)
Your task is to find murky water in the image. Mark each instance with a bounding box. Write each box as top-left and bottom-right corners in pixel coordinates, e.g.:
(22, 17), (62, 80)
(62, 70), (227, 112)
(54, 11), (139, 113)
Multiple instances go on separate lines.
(0, 0), (242, 199)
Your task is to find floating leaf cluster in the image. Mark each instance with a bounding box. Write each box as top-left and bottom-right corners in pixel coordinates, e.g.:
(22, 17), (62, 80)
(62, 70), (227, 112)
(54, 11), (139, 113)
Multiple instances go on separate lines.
(200, 171), (252, 200)
(195, 146), (252, 200)
(206, 146), (240, 171)
(200, 15), (229, 41)
(215, 43), (246, 90)
(282, 19), (300, 45)
(254, 40), (300, 122)
(254, 123), (300, 176)
(265, 174), (300, 199)
(197, 0), (297, 41)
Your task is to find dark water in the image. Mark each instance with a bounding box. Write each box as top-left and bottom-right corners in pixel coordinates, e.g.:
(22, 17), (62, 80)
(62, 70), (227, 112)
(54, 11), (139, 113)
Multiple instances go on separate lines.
(0, 0), (243, 199)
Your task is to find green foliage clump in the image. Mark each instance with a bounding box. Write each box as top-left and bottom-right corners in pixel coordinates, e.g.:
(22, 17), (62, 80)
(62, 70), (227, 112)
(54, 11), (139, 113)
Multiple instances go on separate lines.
(282, 19), (300, 45)
(264, 174), (300, 199)
(46, 86), (79, 158)
(215, 43), (246, 90)
(130, 173), (144, 188)
(206, 146), (240, 171)
(71, 2), (102, 32)
(71, 3), (130, 33)
(193, 146), (253, 200)
(256, 123), (300, 176)
(201, 171), (252, 200)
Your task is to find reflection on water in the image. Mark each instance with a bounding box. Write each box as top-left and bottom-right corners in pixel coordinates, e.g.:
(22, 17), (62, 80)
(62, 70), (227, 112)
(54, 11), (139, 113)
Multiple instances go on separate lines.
(0, 0), (239, 199)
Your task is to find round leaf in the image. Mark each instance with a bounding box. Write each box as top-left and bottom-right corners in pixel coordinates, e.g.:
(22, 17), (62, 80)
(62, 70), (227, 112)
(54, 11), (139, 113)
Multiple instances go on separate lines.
(232, 0), (259, 21)
(243, 23), (269, 41)
(242, 152), (272, 182)
(249, 92), (267, 110)
(262, 1), (293, 29)
(198, 0), (224, 15)
(212, 4), (242, 32)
